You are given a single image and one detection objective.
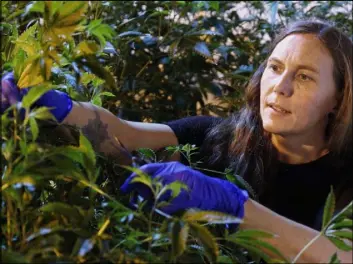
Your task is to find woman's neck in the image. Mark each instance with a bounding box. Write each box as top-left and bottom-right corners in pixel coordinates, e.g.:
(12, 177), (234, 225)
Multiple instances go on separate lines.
(271, 133), (329, 164)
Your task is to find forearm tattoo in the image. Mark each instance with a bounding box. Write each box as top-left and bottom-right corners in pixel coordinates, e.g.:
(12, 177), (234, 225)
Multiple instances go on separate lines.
(81, 110), (110, 152)
(79, 108), (132, 165)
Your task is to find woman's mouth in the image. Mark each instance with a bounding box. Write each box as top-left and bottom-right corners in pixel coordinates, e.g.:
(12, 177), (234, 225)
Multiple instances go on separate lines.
(267, 104), (291, 114)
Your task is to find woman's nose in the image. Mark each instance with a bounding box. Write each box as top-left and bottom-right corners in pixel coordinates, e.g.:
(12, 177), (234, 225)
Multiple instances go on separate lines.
(272, 74), (294, 97)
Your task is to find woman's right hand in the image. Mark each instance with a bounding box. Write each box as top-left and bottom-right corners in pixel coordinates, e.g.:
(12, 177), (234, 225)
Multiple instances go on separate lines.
(1, 72), (24, 113)
(1, 71), (73, 123)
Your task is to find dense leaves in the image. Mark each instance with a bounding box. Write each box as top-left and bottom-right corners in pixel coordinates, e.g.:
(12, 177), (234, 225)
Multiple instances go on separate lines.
(1, 1), (352, 263)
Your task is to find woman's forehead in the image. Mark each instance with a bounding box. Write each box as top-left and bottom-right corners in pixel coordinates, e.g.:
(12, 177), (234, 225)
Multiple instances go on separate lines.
(270, 34), (334, 71)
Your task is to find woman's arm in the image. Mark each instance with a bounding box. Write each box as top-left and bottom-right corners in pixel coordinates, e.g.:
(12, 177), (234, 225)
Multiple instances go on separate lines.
(241, 199), (352, 263)
(62, 101), (179, 163)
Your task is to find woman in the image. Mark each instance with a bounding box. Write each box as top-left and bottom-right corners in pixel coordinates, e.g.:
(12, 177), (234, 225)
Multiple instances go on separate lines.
(1, 19), (352, 262)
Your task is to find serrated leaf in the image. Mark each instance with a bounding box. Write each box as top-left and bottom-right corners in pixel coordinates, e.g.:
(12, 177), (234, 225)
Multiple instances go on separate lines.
(17, 57), (44, 88)
(29, 117), (39, 141)
(189, 222), (218, 263)
(13, 49), (27, 79)
(91, 95), (102, 106)
(322, 186), (336, 230)
(15, 22), (38, 50)
(328, 252), (341, 264)
(87, 19), (115, 47)
(156, 180), (188, 203)
(171, 220), (189, 258)
(183, 209), (243, 224)
(194, 42), (212, 58)
(21, 84), (54, 108)
(327, 236), (352, 251)
(138, 148), (157, 162)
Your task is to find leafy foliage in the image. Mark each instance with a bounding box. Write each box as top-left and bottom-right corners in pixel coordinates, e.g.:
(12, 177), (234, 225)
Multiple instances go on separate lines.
(1, 1), (352, 263)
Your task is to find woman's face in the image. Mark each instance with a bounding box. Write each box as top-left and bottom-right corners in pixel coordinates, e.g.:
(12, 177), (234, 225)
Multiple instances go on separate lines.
(260, 34), (337, 140)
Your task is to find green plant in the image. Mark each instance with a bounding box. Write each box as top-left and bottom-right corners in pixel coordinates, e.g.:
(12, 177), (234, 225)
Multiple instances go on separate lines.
(1, 1), (352, 263)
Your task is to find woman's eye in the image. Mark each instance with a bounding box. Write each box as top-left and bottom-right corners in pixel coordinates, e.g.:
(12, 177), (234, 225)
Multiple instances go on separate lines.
(268, 64), (279, 72)
(298, 73), (313, 82)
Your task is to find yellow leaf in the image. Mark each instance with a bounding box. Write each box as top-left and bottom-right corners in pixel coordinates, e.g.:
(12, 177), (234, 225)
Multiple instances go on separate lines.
(56, 1), (87, 27)
(74, 41), (99, 56)
(18, 59), (44, 88)
(42, 57), (53, 80)
(52, 25), (80, 41)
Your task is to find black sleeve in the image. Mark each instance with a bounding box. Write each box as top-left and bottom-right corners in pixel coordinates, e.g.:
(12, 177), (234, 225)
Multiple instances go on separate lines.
(165, 115), (223, 148)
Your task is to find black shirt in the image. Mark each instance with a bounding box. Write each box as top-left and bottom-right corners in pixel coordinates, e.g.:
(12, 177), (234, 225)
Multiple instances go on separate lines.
(166, 115), (352, 231)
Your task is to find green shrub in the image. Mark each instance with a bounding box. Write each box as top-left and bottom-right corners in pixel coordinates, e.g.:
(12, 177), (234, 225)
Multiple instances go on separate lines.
(1, 1), (352, 263)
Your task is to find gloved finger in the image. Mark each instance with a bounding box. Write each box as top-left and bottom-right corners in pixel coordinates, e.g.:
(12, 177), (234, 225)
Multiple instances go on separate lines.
(120, 178), (154, 199)
(1, 76), (21, 105)
(156, 189), (193, 215)
(120, 163), (167, 192)
(138, 162), (167, 176)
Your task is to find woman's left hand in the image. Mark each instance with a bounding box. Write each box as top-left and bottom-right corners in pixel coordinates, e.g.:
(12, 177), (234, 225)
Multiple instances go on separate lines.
(120, 161), (249, 217)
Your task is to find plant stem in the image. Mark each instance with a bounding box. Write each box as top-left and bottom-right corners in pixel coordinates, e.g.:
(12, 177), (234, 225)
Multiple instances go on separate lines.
(7, 199), (12, 249)
(292, 231), (322, 263)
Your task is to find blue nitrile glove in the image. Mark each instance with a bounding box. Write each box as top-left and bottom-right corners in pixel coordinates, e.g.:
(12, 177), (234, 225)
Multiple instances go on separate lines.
(1, 72), (73, 123)
(120, 161), (249, 218)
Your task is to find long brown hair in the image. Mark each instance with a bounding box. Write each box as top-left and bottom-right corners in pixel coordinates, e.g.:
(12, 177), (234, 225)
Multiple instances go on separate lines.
(204, 19), (352, 198)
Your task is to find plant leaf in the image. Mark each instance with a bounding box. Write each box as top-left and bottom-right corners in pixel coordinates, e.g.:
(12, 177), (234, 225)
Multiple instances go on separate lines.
(74, 41), (99, 57)
(17, 57), (44, 88)
(29, 117), (39, 141)
(329, 219), (353, 231)
(186, 30), (223, 37)
(171, 220), (189, 258)
(183, 209), (243, 224)
(74, 55), (116, 90)
(39, 202), (83, 225)
(78, 132), (96, 167)
(194, 42), (212, 59)
(228, 229), (276, 240)
(328, 252), (341, 264)
(189, 222), (218, 263)
(327, 236), (352, 251)
(326, 230), (353, 241)
(21, 84), (54, 109)
(227, 230), (289, 262)
(87, 19), (115, 47)
(118, 31), (143, 38)
(322, 186), (336, 230)
(137, 148), (157, 162)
